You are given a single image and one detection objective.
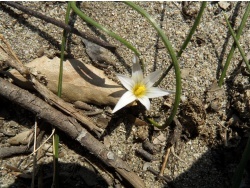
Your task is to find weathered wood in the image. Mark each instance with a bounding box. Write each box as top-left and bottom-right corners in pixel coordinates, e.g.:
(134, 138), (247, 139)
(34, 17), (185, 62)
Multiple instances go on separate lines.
(0, 146), (30, 158)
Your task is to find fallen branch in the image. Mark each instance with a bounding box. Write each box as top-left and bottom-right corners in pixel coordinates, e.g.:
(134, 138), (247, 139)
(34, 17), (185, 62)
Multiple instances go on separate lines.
(1, 1), (116, 52)
(0, 77), (145, 188)
(0, 146), (31, 158)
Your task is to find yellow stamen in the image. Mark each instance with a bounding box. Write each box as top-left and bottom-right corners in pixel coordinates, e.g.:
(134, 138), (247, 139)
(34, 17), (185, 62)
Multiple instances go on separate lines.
(133, 83), (146, 97)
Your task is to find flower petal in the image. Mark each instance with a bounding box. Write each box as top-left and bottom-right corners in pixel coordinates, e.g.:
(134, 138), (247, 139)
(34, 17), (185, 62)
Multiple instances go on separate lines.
(112, 91), (136, 113)
(144, 70), (162, 88)
(132, 55), (139, 64)
(138, 96), (150, 110)
(116, 74), (134, 91)
(146, 87), (174, 98)
(132, 62), (143, 83)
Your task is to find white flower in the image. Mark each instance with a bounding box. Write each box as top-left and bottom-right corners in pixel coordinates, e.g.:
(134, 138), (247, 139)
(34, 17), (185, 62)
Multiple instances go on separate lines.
(112, 61), (173, 113)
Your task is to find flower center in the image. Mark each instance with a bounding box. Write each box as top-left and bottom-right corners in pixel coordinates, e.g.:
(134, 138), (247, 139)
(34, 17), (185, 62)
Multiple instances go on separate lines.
(133, 83), (146, 97)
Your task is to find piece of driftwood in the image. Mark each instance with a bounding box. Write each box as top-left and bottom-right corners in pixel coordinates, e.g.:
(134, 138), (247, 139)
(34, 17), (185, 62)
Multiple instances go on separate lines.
(0, 77), (145, 188)
(1, 1), (116, 52)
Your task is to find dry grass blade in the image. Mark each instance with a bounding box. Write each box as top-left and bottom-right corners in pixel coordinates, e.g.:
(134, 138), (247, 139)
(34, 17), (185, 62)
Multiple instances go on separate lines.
(159, 148), (171, 177)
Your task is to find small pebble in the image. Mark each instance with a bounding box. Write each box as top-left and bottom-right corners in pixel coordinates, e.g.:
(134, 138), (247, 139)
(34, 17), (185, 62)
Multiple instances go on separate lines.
(37, 47), (44, 57)
(218, 2), (230, 10)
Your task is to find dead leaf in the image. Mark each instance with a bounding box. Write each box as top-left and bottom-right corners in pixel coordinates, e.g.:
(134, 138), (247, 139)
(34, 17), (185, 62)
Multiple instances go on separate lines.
(218, 2), (231, 10)
(207, 80), (222, 92)
(7, 130), (33, 145)
(8, 56), (125, 106)
(153, 132), (167, 145)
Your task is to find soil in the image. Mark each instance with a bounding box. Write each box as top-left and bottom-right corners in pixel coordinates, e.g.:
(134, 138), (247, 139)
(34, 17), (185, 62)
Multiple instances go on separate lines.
(0, 2), (250, 188)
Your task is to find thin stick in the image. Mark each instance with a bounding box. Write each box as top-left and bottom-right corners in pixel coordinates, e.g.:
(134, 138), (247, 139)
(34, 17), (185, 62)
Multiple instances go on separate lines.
(159, 147), (171, 177)
(16, 128), (55, 171)
(70, 2), (141, 57)
(28, 129), (55, 157)
(33, 120), (37, 155)
(31, 120), (38, 188)
(1, 1), (116, 52)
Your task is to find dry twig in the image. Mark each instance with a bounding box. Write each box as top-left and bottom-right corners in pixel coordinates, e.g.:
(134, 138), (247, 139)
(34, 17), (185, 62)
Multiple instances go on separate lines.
(0, 146), (31, 158)
(0, 78), (145, 188)
(159, 148), (171, 177)
(0, 33), (145, 187)
(0, 34), (103, 135)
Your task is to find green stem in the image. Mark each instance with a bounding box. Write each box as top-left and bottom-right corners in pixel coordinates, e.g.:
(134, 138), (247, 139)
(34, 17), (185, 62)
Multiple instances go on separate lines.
(218, 2), (250, 86)
(52, 134), (59, 188)
(224, 13), (250, 73)
(226, 9), (250, 186)
(178, 2), (207, 57)
(156, 2), (207, 86)
(125, 2), (181, 128)
(70, 1), (140, 57)
(52, 2), (71, 188)
(57, 3), (71, 97)
(232, 136), (250, 188)
(146, 117), (161, 127)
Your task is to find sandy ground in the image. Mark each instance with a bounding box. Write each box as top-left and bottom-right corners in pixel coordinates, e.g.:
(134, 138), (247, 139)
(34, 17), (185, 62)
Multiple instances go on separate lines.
(0, 2), (250, 188)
